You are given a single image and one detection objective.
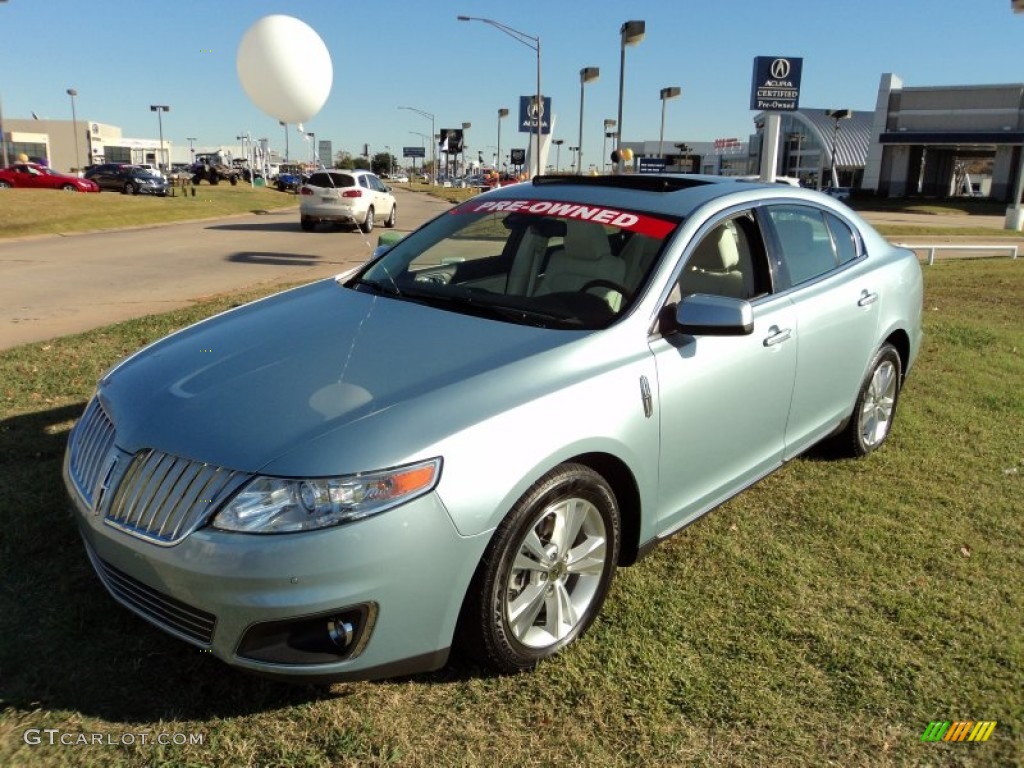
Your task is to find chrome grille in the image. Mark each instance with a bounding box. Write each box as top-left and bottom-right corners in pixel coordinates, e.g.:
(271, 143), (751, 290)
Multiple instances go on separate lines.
(67, 398), (116, 506)
(84, 540), (216, 645)
(104, 450), (249, 546)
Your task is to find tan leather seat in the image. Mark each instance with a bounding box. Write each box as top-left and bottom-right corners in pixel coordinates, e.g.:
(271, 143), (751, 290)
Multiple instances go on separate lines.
(536, 221), (626, 308)
(678, 225), (749, 299)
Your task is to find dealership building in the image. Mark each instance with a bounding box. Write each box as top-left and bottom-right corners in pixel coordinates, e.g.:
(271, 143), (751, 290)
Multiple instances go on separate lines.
(626, 73), (1024, 203)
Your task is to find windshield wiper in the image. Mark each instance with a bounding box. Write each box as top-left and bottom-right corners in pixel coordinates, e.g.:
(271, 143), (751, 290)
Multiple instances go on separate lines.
(349, 277), (401, 297)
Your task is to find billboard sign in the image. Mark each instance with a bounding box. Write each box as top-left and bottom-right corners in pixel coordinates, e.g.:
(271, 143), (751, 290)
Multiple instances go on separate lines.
(403, 146), (425, 158)
(749, 57), (802, 111)
(518, 96), (552, 135)
(509, 148), (526, 165)
(638, 157), (667, 174)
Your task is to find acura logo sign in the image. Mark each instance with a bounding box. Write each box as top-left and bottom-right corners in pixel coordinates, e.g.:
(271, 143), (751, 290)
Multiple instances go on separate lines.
(770, 59), (791, 79)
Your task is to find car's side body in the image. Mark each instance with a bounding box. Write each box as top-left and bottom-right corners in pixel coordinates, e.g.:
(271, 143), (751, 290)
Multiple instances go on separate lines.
(84, 164), (169, 196)
(63, 175), (922, 682)
(0, 163), (99, 192)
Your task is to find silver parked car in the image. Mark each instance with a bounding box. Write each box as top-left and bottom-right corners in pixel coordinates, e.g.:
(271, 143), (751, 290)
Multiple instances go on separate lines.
(63, 175), (923, 682)
(299, 168), (397, 233)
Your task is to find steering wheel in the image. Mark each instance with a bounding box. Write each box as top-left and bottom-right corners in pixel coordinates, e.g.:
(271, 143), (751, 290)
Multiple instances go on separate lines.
(580, 278), (633, 302)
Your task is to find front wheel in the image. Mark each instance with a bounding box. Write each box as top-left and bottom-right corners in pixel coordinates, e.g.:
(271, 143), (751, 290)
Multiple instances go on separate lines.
(360, 207), (375, 233)
(835, 343), (902, 457)
(385, 205), (397, 228)
(300, 216), (316, 232)
(61, 183), (78, 192)
(458, 463), (620, 673)
(124, 182), (137, 195)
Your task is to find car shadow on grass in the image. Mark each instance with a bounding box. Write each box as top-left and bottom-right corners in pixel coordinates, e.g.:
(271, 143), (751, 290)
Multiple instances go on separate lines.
(0, 403), (490, 725)
(0, 403), (335, 722)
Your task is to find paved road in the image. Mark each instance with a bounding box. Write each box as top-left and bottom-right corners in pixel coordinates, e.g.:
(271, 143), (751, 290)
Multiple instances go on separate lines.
(0, 193), (1020, 352)
(0, 188), (453, 351)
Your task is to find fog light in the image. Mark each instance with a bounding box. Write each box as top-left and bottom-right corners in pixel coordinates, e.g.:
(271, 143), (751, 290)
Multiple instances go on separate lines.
(237, 604), (376, 665)
(327, 617), (354, 649)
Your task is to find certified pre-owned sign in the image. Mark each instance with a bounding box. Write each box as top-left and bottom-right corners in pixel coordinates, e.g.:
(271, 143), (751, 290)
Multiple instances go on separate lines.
(749, 56), (803, 111)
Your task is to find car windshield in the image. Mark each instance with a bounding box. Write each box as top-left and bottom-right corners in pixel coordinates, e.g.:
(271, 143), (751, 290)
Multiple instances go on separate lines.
(350, 197), (680, 330)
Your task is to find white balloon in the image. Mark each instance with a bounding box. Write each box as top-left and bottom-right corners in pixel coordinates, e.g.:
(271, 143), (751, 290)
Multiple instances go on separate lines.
(237, 15), (332, 125)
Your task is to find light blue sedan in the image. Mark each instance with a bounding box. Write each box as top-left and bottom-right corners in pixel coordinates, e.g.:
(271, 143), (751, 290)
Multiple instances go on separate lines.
(63, 174), (923, 682)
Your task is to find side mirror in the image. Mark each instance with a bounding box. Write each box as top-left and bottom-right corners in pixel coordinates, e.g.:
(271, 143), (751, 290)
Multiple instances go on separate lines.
(673, 294), (753, 336)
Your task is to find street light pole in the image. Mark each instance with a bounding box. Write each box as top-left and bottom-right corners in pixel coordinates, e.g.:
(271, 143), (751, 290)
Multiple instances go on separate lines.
(497, 108), (509, 177)
(458, 15), (542, 180)
(399, 106), (436, 184)
(578, 67), (599, 175)
(603, 119), (616, 174)
(66, 88), (80, 173)
(658, 87), (681, 159)
(149, 105), (169, 174)
(461, 122), (472, 178)
(279, 121), (289, 163)
(552, 139), (564, 172)
(825, 108), (852, 189)
(616, 20), (645, 174)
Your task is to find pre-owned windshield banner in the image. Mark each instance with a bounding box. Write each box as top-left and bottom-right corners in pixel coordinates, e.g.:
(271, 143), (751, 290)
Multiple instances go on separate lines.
(455, 199), (677, 239)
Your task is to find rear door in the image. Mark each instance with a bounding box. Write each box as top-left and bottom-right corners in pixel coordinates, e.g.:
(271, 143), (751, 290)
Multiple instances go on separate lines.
(761, 204), (880, 458)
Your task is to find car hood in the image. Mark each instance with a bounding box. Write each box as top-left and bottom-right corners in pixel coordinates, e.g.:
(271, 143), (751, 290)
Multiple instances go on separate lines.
(99, 279), (586, 475)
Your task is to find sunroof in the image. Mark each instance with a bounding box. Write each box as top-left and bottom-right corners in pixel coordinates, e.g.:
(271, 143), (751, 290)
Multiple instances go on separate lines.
(531, 174), (714, 193)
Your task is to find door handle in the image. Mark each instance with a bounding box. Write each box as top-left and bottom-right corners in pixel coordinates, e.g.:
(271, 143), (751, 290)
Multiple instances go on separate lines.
(763, 326), (792, 347)
(858, 290), (879, 307)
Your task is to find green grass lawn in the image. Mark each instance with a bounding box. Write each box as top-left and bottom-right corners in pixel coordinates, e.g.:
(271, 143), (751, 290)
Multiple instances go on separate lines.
(0, 184), (298, 238)
(0, 261), (1021, 767)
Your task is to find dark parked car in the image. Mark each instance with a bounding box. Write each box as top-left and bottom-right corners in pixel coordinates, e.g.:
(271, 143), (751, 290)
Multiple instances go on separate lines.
(84, 164), (169, 196)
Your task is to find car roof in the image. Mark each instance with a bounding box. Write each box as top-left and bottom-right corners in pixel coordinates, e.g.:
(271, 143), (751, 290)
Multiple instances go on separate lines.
(478, 173), (828, 219)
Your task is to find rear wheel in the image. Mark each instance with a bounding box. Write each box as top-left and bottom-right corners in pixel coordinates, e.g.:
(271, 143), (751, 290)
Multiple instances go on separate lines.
(458, 463), (620, 673)
(834, 343), (902, 457)
(360, 207), (375, 233)
(300, 216), (316, 232)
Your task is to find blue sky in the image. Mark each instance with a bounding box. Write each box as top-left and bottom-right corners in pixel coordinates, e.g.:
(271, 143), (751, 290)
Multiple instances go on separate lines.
(2, 0), (1022, 168)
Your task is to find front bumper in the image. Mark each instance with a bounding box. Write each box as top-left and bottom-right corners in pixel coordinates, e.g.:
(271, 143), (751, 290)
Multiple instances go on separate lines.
(65, 465), (487, 682)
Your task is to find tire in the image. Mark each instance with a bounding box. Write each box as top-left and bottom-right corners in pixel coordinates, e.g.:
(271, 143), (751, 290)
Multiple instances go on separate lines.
(834, 343), (902, 457)
(385, 205), (397, 228)
(61, 183), (77, 192)
(360, 207), (375, 234)
(0, 180), (11, 189)
(458, 463), (620, 673)
(124, 182), (137, 195)
(300, 216), (316, 232)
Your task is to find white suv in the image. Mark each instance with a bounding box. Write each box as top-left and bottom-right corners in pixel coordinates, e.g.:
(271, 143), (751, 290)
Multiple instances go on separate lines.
(299, 169), (397, 233)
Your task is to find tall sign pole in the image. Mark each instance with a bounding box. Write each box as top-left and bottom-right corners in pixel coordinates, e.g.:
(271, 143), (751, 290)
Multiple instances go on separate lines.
(750, 56), (802, 183)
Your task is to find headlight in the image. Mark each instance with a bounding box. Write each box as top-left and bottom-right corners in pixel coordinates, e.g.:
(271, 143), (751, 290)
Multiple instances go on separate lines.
(212, 458), (442, 533)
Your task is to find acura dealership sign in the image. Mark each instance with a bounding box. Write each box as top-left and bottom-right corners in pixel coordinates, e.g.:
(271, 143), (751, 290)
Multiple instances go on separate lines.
(750, 56), (803, 111)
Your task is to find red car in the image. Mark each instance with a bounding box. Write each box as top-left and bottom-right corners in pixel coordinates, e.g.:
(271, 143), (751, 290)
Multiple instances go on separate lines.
(0, 163), (99, 192)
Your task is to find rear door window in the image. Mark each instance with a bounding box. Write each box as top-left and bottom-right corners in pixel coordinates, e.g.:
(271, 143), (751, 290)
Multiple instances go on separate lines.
(765, 205), (840, 286)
